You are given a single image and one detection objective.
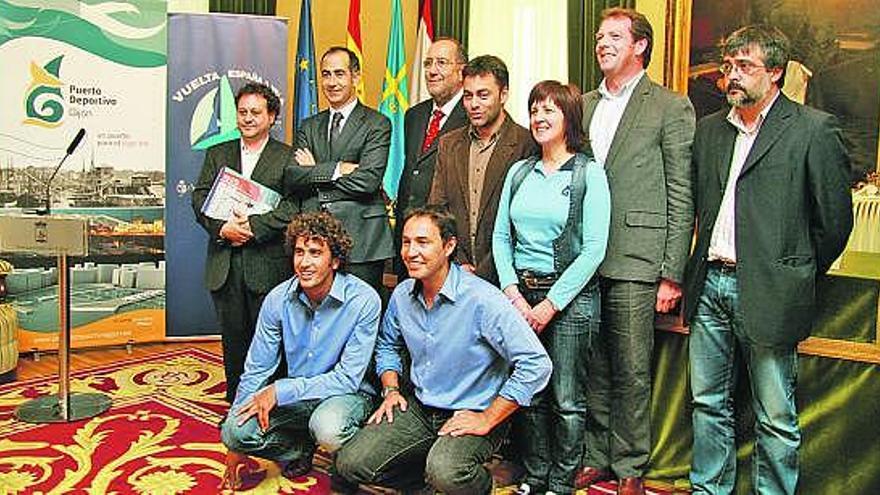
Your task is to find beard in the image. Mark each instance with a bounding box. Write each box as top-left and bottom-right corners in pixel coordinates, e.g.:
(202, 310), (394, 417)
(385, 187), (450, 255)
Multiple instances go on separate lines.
(726, 81), (766, 108)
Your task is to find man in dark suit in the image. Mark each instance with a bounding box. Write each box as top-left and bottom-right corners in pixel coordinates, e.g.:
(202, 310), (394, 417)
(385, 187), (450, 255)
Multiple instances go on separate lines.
(394, 38), (468, 279)
(286, 46), (393, 294)
(192, 82), (298, 403)
(428, 55), (535, 284)
(576, 9), (695, 495)
(683, 25), (852, 495)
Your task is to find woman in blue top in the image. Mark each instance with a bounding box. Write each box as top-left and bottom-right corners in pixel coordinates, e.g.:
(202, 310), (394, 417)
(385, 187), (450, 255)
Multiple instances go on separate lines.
(493, 80), (611, 495)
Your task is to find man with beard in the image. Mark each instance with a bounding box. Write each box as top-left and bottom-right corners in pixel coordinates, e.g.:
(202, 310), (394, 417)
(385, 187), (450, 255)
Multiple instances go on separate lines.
(428, 55), (536, 284)
(683, 25), (852, 494)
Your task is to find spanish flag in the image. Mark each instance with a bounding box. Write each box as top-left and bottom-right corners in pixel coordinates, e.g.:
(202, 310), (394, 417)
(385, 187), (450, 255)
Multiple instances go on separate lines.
(346, 0), (366, 102)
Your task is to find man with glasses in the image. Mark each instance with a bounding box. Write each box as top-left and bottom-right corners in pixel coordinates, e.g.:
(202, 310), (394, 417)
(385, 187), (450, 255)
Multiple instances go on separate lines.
(683, 25), (852, 494)
(428, 55), (536, 284)
(394, 38), (469, 280)
(576, 9), (695, 495)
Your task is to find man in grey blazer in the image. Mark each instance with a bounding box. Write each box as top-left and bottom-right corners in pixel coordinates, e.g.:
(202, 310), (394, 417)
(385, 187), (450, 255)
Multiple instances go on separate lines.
(576, 9), (695, 495)
(192, 82), (298, 403)
(286, 46), (393, 294)
(683, 25), (852, 494)
(394, 38), (468, 280)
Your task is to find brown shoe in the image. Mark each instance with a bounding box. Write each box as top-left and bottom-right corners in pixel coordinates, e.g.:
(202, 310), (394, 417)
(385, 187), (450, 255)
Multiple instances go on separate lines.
(617, 477), (645, 495)
(573, 466), (613, 489)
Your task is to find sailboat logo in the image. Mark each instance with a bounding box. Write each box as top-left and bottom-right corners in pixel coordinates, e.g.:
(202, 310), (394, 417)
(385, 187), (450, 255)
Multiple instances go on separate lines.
(190, 75), (240, 150)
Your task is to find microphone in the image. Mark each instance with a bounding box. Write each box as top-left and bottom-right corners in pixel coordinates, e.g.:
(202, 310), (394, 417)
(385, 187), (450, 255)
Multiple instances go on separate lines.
(37, 128), (86, 216)
(66, 128), (86, 155)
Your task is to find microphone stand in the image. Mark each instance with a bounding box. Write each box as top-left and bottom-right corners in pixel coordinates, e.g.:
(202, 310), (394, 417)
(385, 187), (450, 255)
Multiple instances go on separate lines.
(38, 153), (72, 216)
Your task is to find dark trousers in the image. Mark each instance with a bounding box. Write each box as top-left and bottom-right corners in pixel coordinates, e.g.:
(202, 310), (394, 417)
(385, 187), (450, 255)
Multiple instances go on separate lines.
(211, 250), (267, 403)
(583, 278), (657, 478)
(519, 282), (599, 494)
(336, 397), (508, 494)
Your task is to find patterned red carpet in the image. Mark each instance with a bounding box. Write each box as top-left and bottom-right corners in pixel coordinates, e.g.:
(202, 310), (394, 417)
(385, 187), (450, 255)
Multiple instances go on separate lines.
(0, 348), (680, 494)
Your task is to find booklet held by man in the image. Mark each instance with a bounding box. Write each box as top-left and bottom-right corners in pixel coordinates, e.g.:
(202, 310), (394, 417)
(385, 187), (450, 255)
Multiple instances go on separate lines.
(201, 167), (281, 221)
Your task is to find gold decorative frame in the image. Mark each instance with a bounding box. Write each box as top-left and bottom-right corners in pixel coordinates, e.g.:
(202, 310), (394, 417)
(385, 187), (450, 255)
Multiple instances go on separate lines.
(661, 0), (880, 364)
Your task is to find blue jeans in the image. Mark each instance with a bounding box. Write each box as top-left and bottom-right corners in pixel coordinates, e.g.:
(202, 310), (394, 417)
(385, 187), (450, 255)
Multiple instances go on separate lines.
(221, 392), (374, 462)
(520, 281), (599, 494)
(689, 266), (800, 495)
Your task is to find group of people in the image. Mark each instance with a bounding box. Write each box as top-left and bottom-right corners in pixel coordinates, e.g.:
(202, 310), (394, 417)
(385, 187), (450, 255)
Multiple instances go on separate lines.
(192, 7), (853, 495)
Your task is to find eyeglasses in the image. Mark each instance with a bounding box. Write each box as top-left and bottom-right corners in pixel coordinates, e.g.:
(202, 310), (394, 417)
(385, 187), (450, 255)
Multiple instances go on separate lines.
(719, 60), (768, 76)
(423, 58), (455, 70)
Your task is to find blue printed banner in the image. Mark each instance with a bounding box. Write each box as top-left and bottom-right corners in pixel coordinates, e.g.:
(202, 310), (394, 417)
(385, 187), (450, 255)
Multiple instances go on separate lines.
(166, 13), (288, 336)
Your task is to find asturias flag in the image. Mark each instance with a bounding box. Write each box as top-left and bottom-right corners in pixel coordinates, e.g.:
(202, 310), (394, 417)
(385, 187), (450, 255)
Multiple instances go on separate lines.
(294, 0), (317, 131)
(379, 0), (409, 200)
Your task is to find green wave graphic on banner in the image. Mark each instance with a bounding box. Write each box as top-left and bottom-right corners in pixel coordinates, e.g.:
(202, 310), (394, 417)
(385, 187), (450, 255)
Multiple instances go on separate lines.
(0, 0), (166, 67)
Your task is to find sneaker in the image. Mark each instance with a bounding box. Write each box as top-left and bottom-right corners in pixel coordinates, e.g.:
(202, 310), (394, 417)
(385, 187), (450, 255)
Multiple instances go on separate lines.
(516, 483), (533, 494)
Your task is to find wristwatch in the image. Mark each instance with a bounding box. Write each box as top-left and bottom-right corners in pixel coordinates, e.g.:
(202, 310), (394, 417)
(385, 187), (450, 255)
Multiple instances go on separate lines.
(381, 385), (400, 398)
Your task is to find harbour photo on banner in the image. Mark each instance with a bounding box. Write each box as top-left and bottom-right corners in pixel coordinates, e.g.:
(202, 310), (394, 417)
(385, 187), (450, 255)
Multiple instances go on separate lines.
(0, 0), (167, 351)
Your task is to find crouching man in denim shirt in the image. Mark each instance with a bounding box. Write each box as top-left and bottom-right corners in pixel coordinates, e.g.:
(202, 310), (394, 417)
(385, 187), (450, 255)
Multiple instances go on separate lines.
(335, 206), (552, 494)
(220, 212), (381, 490)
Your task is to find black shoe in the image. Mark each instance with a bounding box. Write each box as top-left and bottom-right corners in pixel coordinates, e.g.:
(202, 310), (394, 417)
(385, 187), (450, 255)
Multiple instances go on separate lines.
(330, 472), (359, 494)
(282, 457), (313, 479)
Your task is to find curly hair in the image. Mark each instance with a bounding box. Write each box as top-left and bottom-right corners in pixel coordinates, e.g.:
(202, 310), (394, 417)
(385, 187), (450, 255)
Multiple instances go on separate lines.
(235, 82), (281, 124)
(285, 212), (353, 271)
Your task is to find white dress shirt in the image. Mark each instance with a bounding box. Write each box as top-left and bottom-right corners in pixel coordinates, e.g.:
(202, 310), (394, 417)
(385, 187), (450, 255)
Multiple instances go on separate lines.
(433, 88), (463, 128)
(327, 97), (358, 141)
(240, 135), (269, 180)
(589, 70), (645, 166)
(708, 91), (780, 263)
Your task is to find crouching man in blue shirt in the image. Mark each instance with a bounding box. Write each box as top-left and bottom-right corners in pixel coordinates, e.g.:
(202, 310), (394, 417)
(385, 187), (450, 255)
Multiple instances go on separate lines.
(335, 206), (552, 494)
(220, 211), (381, 490)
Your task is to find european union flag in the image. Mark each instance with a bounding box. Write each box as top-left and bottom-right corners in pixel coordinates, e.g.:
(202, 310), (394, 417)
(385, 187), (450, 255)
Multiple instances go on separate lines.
(294, 0), (317, 131)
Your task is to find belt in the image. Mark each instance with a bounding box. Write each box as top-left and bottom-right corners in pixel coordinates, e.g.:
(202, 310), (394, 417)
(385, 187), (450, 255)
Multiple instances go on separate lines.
(708, 259), (737, 273)
(517, 270), (558, 290)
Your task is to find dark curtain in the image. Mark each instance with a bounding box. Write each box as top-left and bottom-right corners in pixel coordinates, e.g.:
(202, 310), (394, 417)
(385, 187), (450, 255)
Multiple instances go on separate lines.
(209, 0), (276, 15)
(567, 0), (636, 92)
(434, 0), (470, 55)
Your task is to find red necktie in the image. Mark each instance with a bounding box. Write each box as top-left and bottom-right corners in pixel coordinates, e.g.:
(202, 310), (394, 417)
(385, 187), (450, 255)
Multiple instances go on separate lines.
(421, 109), (445, 152)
